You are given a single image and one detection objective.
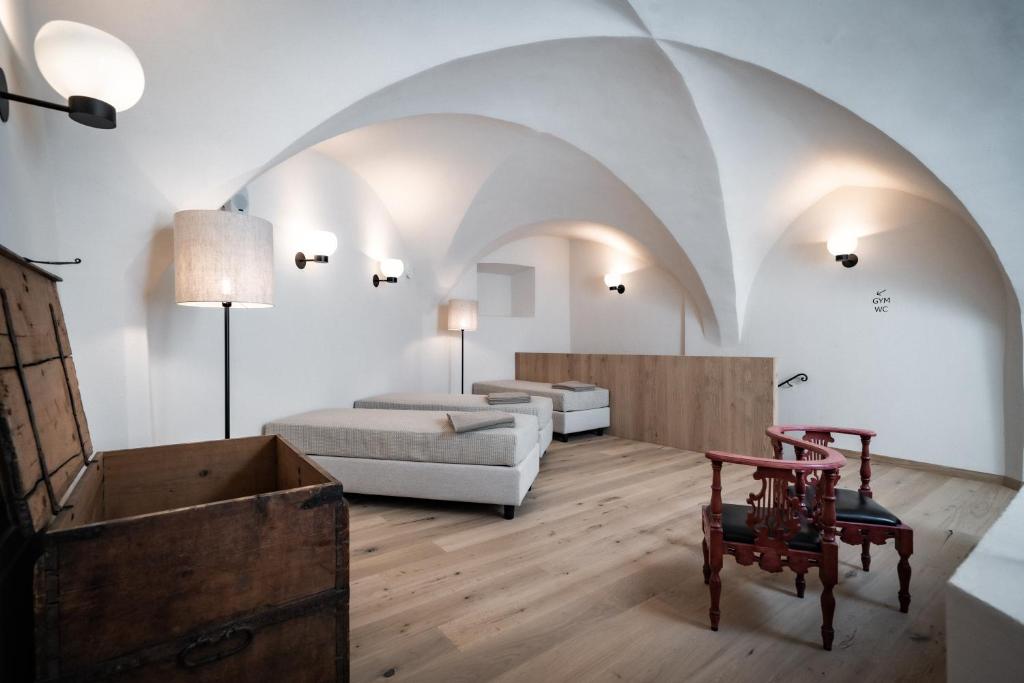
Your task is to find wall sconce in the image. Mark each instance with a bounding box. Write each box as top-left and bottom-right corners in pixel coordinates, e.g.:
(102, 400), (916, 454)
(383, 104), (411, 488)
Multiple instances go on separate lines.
(604, 273), (625, 294)
(0, 21), (145, 129)
(373, 258), (405, 287)
(295, 230), (338, 269)
(827, 235), (859, 268)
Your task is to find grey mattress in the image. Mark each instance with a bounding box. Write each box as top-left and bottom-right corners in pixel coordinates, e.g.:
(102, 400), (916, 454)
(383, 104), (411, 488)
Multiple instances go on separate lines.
(263, 408), (538, 467)
(471, 379), (609, 412)
(354, 392), (552, 429)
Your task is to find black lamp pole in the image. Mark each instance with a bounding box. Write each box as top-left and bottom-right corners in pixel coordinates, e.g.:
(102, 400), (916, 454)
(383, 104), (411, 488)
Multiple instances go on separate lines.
(223, 302), (231, 439)
(460, 328), (465, 394)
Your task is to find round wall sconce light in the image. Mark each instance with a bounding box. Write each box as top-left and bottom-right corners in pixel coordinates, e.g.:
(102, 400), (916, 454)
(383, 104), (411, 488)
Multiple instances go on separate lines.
(604, 273), (625, 294)
(373, 258), (405, 287)
(295, 230), (338, 269)
(1, 20), (144, 129)
(827, 235), (859, 268)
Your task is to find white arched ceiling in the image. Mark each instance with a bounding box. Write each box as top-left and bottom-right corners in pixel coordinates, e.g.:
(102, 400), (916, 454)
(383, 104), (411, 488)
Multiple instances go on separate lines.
(26, 1), (1018, 342)
(310, 114), (715, 333)
(269, 37), (736, 341)
(16, 1), (1020, 349)
(26, 0), (648, 207)
(660, 43), (971, 331)
(630, 0), (1024, 303)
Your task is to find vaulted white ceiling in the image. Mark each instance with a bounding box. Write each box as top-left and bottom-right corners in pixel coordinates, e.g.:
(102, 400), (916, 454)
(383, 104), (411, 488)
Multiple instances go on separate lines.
(20, 0), (1023, 343)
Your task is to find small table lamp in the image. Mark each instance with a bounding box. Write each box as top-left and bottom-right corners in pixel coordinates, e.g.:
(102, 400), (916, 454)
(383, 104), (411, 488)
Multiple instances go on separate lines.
(447, 299), (478, 394)
(174, 209), (274, 438)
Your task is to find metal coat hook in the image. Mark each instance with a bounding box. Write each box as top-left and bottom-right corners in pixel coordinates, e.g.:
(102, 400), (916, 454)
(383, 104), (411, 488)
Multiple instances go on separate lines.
(24, 257), (82, 266)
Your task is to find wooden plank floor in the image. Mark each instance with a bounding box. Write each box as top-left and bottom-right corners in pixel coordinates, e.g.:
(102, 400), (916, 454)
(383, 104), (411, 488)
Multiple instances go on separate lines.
(346, 436), (1015, 683)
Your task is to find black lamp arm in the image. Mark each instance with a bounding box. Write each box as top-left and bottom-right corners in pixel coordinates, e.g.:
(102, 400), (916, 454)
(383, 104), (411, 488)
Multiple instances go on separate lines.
(0, 90), (70, 113)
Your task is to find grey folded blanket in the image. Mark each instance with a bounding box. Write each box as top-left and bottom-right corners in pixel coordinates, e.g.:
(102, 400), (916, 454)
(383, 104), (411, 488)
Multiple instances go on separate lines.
(487, 391), (531, 405)
(553, 380), (596, 392)
(448, 411), (515, 433)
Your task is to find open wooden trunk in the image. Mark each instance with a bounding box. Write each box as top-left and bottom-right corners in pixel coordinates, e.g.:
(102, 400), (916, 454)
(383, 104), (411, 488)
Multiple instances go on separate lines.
(0, 246), (349, 682)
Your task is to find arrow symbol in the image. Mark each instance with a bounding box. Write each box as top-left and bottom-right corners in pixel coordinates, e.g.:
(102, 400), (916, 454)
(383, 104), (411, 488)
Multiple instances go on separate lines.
(876, 289), (887, 296)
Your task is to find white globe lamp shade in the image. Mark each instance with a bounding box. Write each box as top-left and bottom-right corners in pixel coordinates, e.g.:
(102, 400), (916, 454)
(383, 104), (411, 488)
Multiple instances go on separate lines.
(380, 259), (405, 279)
(826, 234), (858, 256)
(307, 230), (338, 257)
(603, 273), (622, 288)
(34, 20), (145, 112)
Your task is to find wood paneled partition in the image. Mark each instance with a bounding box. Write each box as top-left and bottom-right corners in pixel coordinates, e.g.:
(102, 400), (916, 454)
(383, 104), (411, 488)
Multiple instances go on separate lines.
(516, 353), (776, 457)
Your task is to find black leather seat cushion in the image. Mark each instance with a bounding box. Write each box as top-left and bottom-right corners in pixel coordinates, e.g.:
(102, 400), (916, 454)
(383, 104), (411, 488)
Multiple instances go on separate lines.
(719, 503), (822, 552)
(800, 485), (901, 526)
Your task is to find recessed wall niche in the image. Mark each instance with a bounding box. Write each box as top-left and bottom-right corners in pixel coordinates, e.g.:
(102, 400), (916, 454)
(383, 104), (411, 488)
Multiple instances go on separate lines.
(477, 263), (536, 317)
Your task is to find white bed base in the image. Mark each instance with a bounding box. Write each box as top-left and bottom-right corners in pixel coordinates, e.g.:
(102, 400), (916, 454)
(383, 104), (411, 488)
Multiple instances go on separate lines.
(312, 444), (540, 519)
(553, 407), (610, 440)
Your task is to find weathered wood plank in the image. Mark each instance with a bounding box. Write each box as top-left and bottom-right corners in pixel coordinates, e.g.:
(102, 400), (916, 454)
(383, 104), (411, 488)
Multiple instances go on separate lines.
(345, 435), (1012, 682)
(515, 352), (775, 456)
(47, 479), (340, 670)
(0, 361), (87, 532)
(101, 435), (279, 519)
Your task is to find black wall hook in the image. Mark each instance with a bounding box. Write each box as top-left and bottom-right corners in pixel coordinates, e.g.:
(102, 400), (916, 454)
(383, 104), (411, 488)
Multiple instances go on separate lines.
(24, 257), (82, 266)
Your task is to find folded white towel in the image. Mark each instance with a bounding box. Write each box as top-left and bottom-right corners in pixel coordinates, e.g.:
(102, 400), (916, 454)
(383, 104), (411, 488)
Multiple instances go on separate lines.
(448, 411), (515, 433)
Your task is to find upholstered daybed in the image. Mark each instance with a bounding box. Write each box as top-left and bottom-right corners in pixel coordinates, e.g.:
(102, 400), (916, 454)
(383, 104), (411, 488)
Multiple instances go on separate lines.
(354, 392), (554, 454)
(472, 379), (610, 441)
(263, 408), (539, 518)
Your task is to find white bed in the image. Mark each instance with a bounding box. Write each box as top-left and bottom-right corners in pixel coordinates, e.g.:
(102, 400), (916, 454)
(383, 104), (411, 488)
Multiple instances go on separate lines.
(263, 408), (539, 518)
(471, 379), (610, 441)
(353, 392), (554, 454)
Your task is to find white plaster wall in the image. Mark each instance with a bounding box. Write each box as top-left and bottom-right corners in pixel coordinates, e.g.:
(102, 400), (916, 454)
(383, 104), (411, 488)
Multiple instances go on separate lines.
(687, 187), (1008, 475)
(447, 237), (571, 390)
(146, 150), (429, 442)
(568, 240), (684, 356)
(0, 0), (56, 260)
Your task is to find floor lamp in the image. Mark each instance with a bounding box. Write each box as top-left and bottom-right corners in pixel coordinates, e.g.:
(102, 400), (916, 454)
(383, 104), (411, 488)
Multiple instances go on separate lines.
(447, 299), (478, 394)
(174, 209), (274, 438)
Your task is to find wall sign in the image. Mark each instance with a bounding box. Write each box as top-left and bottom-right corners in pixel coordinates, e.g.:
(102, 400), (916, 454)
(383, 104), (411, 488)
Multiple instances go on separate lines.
(873, 289), (890, 313)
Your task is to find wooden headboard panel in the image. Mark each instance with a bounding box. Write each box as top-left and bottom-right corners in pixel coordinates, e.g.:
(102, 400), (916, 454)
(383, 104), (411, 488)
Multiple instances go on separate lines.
(515, 353), (776, 457)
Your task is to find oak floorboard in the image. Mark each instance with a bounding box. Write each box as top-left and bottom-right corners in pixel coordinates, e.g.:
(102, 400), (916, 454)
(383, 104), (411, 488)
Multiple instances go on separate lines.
(348, 436), (1010, 682)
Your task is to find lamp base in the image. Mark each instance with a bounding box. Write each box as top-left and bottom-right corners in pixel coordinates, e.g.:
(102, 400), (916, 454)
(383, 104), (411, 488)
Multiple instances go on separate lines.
(835, 254), (859, 268)
(373, 275), (398, 287)
(1, 68), (9, 123)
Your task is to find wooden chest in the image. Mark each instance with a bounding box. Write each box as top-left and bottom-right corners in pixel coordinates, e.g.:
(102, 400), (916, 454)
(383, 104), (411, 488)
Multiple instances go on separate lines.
(0, 246), (349, 682)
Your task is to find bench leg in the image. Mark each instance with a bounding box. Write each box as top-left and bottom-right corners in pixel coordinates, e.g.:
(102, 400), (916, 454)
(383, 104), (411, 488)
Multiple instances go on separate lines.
(503, 505), (516, 520)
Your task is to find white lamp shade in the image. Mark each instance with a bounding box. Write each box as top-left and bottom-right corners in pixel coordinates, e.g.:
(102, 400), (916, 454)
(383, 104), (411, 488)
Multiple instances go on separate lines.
(380, 258), (405, 279)
(447, 299), (478, 331)
(174, 210), (274, 308)
(826, 234), (858, 256)
(34, 21), (145, 112)
(307, 230), (338, 256)
(603, 273), (622, 288)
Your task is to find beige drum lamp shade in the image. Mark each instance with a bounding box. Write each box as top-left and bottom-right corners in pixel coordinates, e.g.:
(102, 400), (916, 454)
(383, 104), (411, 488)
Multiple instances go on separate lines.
(447, 299), (478, 332)
(174, 210), (274, 308)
